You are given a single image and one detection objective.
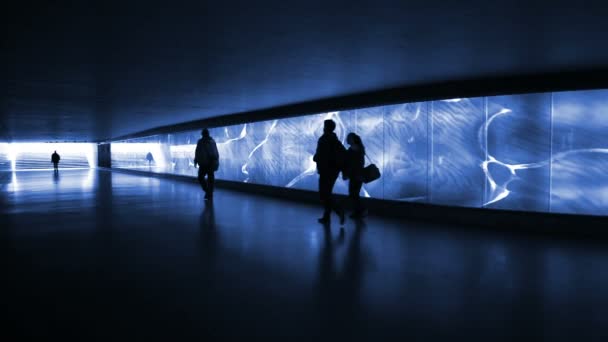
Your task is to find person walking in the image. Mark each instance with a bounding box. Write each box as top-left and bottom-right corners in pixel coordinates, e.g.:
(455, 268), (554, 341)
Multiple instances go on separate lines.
(194, 129), (220, 200)
(51, 151), (61, 172)
(313, 119), (346, 225)
(146, 152), (154, 166)
(343, 133), (366, 219)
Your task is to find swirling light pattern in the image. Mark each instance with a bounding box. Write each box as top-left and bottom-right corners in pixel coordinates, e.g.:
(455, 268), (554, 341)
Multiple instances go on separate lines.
(109, 89), (608, 216)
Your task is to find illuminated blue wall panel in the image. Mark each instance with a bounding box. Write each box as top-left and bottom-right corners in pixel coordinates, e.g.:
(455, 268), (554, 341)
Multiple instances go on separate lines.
(551, 89), (608, 215)
(430, 98), (485, 207)
(240, 120), (283, 187)
(112, 135), (170, 170)
(110, 88), (608, 216)
(168, 130), (199, 177)
(383, 103), (428, 201)
(484, 93), (552, 212)
(213, 124), (250, 182)
(280, 116), (316, 190)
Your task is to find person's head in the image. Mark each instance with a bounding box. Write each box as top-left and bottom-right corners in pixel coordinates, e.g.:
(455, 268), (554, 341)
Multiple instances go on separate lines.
(323, 119), (336, 134)
(201, 128), (210, 138)
(346, 132), (362, 147)
(54, 150), (56, 153)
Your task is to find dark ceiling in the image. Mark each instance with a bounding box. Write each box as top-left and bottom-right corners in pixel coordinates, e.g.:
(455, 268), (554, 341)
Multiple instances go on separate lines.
(3, 0), (608, 142)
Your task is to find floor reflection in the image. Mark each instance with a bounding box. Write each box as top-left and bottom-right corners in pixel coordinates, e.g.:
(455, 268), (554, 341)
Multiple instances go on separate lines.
(315, 220), (368, 335)
(198, 201), (219, 292)
(3, 169), (608, 339)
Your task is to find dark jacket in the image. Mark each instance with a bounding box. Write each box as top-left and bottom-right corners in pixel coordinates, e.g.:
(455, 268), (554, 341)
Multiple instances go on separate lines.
(195, 137), (220, 170)
(344, 146), (364, 181)
(51, 153), (60, 164)
(313, 132), (345, 175)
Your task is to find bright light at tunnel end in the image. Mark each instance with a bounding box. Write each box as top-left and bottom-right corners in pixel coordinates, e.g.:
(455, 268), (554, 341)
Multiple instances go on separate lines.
(3, 143), (97, 171)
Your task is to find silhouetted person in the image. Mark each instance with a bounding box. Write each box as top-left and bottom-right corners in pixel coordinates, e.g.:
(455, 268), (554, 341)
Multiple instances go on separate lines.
(313, 119), (346, 225)
(195, 128), (219, 200)
(146, 152), (154, 166)
(51, 151), (60, 172)
(344, 133), (366, 218)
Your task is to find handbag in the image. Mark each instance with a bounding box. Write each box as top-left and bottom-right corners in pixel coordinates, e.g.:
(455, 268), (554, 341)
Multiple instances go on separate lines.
(362, 154), (381, 184)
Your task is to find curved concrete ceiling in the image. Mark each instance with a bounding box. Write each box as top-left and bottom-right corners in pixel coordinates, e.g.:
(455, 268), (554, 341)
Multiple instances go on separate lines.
(3, 0), (608, 142)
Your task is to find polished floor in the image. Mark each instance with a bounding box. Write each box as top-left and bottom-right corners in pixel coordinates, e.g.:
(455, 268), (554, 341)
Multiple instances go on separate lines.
(2, 169), (608, 340)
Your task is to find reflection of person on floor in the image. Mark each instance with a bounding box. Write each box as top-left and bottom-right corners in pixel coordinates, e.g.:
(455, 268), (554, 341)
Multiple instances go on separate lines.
(146, 152), (154, 166)
(194, 128), (220, 201)
(51, 151), (60, 172)
(315, 220), (366, 335)
(314, 119), (346, 225)
(343, 133), (366, 219)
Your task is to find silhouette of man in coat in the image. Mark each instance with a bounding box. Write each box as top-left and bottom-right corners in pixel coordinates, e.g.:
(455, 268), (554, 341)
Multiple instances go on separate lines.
(194, 129), (220, 200)
(51, 151), (60, 172)
(313, 119), (346, 225)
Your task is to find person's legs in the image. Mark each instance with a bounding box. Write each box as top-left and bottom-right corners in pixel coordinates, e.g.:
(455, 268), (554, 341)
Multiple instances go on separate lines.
(327, 172), (344, 221)
(319, 174), (332, 220)
(207, 170), (215, 198)
(198, 167), (208, 193)
(349, 180), (363, 217)
(319, 171), (343, 223)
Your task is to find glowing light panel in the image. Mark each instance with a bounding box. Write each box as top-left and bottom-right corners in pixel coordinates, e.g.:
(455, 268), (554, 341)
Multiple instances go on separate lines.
(1, 143), (97, 171)
(111, 142), (169, 169)
(110, 88), (608, 216)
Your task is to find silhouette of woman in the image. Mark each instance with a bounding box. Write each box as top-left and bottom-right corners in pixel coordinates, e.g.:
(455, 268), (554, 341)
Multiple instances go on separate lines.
(343, 133), (366, 218)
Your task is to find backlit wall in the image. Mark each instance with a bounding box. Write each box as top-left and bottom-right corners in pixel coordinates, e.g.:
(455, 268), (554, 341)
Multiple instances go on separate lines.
(0, 143), (97, 171)
(111, 89), (608, 216)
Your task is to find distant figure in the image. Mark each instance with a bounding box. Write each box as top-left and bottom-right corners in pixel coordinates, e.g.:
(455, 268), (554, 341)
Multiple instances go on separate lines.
(51, 151), (60, 172)
(313, 119), (346, 225)
(146, 152), (154, 166)
(194, 128), (220, 200)
(344, 133), (366, 219)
